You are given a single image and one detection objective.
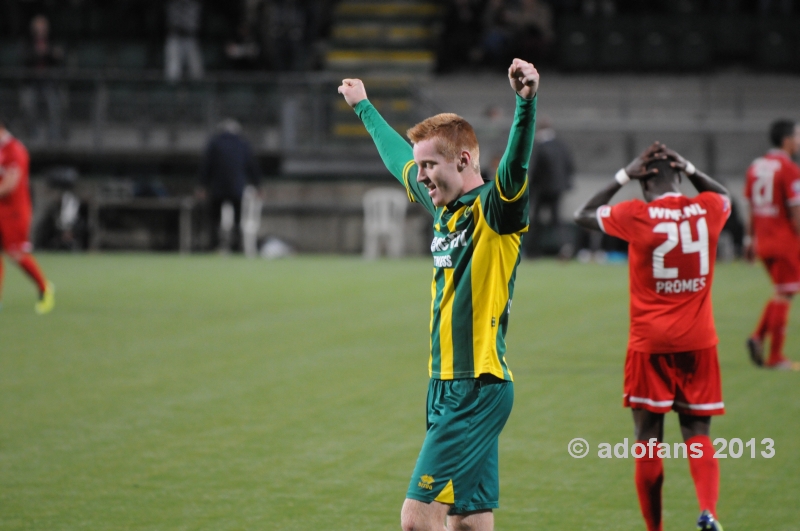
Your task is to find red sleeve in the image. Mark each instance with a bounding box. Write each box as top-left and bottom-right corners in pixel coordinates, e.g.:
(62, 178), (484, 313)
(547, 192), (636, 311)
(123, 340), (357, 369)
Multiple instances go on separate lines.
(783, 163), (800, 207)
(743, 165), (753, 199)
(696, 192), (731, 234)
(596, 200), (643, 242)
(3, 143), (22, 169)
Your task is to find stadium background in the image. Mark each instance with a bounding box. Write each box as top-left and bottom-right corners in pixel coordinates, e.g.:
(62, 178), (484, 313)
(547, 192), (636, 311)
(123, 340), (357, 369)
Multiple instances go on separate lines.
(1, 1), (799, 530)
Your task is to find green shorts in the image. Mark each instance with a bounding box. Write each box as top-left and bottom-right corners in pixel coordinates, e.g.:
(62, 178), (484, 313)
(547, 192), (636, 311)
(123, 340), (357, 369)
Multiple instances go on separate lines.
(406, 376), (514, 515)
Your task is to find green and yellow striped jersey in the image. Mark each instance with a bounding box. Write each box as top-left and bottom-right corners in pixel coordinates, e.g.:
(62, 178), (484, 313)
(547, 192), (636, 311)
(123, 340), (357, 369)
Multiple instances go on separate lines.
(355, 94), (537, 381)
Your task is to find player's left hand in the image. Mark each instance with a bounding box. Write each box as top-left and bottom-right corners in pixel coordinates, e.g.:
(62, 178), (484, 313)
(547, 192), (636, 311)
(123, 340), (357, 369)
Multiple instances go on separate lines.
(655, 144), (696, 175)
(508, 59), (539, 100)
(338, 78), (368, 108)
(625, 141), (664, 180)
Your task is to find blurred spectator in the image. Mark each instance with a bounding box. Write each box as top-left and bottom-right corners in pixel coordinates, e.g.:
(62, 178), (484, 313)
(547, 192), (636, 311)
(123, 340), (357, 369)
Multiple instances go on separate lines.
(507, 0), (554, 63)
(165, 0), (204, 81)
(581, 0), (616, 16)
(197, 119), (261, 252)
(476, 0), (513, 68)
(262, 0), (307, 71)
(759, 0), (792, 14)
(526, 117), (575, 257)
(304, 0), (333, 69)
(21, 14), (64, 143)
(436, 0), (487, 73)
(225, 23), (261, 70)
(708, 0), (744, 13)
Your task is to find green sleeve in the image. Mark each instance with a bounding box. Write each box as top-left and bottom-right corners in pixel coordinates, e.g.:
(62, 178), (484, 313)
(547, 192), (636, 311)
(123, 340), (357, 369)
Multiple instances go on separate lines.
(483, 94), (537, 234)
(355, 100), (436, 216)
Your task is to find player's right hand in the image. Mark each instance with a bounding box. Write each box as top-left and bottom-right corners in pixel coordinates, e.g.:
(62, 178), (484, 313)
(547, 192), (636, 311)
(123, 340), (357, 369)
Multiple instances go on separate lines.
(338, 78), (368, 108)
(743, 241), (756, 263)
(625, 141), (665, 180)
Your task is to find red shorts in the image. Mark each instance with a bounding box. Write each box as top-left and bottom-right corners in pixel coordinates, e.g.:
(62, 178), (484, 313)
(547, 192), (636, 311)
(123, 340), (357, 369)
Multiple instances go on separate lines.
(623, 346), (725, 416)
(0, 214), (32, 253)
(762, 255), (800, 294)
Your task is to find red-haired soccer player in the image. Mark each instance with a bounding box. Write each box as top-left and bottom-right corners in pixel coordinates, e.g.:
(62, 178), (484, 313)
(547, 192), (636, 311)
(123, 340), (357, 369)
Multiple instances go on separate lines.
(339, 59), (538, 531)
(744, 119), (800, 370)
(0, 117), (54, 313)
(575, 143), (729, 531)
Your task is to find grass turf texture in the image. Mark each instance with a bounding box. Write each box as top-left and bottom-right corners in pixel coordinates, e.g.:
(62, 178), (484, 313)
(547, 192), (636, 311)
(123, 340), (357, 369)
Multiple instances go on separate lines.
(1, 254), (798, 530)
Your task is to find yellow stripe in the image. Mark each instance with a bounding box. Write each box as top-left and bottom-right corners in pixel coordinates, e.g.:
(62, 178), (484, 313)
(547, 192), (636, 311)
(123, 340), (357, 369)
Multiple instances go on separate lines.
(495, 175), (529, 203)
(435, 207), (469, 380)
(335, 98), (411, 112)
(434, 479), (455, 504)
(402, 160), (417, 203)
(326, 50), (434, 62)
(446, 205), (465, 232)
(333, 123), (370, 137)
(470, 196), (519, 380)
(335, 3), (440, 17)
(439, 267), (455, 379)
(429, 268), (436, 377)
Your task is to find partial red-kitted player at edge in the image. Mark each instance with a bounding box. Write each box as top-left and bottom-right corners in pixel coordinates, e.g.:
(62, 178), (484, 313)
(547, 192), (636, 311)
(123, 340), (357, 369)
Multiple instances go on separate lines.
(575, 142), (728, 531)
(0, 116), (54, 314)
(744, 119), (800, 371)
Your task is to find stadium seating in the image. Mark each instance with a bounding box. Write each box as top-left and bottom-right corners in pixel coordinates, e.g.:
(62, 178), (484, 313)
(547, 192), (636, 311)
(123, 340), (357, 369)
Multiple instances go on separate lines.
(325, 0), (440, 72)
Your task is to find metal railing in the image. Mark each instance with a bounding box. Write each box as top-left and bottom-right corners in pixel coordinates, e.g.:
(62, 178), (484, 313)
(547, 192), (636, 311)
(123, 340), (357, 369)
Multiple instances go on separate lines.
(0, 68), (424, 156)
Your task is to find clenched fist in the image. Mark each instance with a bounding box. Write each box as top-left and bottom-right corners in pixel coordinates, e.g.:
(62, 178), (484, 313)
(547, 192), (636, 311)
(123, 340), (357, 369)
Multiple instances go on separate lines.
(508, 59), (539, 100)
(338, 78), (368, 108)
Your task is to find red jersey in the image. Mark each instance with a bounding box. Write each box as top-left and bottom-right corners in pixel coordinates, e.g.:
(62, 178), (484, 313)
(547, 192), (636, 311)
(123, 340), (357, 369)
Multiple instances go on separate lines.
(744, 149), (800, 258)
(0, 135), (32, 219)
(597, 192), (731, 353)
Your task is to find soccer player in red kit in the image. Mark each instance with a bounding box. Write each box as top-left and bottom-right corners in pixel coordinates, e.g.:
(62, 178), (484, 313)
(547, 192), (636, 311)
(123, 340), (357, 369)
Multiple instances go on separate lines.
(575, 142), (729, 531)
(744, 119), (800, 370)
(0, 117), (54, 313)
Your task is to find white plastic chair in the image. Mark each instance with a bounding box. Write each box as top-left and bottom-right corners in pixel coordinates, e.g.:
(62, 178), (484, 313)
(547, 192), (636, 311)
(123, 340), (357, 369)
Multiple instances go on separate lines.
(362, 187), (408, 259)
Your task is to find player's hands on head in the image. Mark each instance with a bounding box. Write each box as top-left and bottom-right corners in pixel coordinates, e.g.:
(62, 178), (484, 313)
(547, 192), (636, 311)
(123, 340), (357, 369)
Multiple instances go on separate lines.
(338, 78), (368, 108)
(656, 145), (693, 174)
(625, 141), (665, 180)
(508, 59), (539, 100)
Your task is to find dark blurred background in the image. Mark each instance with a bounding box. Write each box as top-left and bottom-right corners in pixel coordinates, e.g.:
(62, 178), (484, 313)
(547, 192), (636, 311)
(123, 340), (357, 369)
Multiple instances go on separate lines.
(0, 0), (795, 255)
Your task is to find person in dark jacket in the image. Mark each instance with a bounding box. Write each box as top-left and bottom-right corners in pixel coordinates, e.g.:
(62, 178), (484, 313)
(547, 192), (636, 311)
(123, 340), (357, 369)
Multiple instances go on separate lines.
(197, 119), (261, 252)
(526, 116), (575, 257)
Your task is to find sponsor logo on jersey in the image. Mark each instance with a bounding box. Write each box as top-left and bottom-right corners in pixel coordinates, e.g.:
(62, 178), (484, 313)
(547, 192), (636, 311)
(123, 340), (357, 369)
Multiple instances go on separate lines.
(648, 204), (707, 221)
(655, 277), (707, 294)
(598, 205), (612, 218)
(418, 475), (435, 490)
(434, 255), (453, 268)
(431, 229), (468, 253)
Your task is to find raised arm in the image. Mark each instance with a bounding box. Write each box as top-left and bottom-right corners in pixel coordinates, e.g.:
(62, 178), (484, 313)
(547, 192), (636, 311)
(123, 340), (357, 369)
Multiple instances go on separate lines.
(494, 59), (539, 201)
(574, 145), (661, 231)
(339, 78), (413, 184)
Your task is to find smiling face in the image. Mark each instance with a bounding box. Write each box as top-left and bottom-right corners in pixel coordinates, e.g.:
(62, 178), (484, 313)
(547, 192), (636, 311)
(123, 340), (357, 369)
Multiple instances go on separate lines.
(407, 113), (483, 207)
(413, 138), (469, 207)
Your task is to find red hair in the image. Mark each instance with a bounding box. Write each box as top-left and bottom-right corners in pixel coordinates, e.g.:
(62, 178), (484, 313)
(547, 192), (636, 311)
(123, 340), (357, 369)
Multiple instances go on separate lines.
(407, 113), (480, 172)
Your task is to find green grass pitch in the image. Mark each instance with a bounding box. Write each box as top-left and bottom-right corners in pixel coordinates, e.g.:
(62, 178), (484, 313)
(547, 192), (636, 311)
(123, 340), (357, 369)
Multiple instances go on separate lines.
(1, 254), (798, 530)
